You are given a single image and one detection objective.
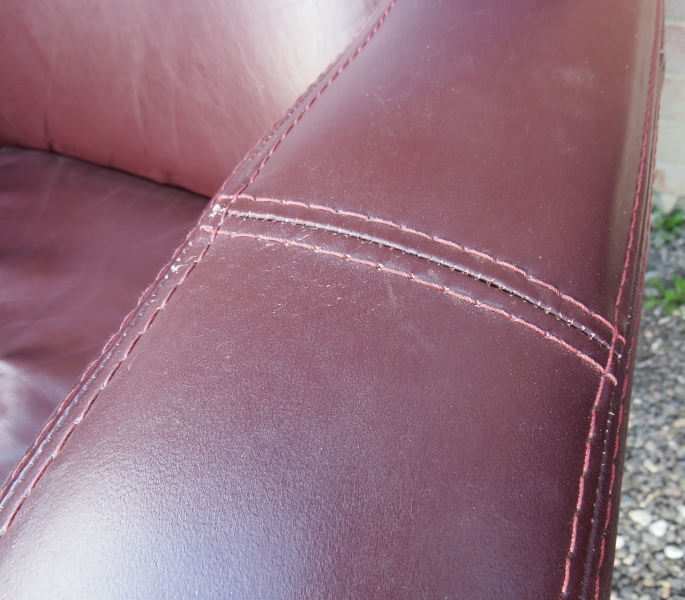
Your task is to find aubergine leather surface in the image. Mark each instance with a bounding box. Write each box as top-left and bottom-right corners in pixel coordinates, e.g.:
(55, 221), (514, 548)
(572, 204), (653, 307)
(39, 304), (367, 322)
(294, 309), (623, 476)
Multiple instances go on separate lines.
(0, 147), (207, 482)
(0, 1), (663, 599)
(0, 0), (382, 197)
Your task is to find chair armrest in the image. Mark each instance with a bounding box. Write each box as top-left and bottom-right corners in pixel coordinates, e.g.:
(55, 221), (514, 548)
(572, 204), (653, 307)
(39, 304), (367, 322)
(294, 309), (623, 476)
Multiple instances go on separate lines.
(0, 1), (663, 598)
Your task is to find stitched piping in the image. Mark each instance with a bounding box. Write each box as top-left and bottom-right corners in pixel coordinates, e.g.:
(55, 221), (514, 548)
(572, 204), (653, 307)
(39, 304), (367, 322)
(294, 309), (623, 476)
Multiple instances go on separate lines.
(209, 228), (614, 381)
(238, 194), (620, 339)
(0, 0), (397, 534)
(559, 4), (661, 596)
(226, 207), (618, 353)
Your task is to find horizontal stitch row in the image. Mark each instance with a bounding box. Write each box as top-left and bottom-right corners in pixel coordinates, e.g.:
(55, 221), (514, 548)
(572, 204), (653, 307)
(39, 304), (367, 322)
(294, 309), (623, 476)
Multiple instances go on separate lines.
(226, 209), (618, 354)
(210, 227), (616, 383)
(238, 194), (620, 341)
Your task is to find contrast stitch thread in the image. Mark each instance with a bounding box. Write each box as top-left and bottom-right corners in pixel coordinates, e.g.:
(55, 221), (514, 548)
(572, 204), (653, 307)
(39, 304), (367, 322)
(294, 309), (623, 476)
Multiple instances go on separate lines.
(210, 228), (614, 381)
(0, 0), (398, 533)
(560, 4), (661, 596)
(245, 0), (398, 186)
(227, 208), (618, 353)
(238, 195), (620, 339)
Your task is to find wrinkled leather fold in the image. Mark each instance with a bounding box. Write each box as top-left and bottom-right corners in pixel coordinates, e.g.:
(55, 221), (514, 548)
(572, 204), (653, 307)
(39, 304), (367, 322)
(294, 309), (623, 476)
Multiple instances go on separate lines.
(0, 1), (664, 598)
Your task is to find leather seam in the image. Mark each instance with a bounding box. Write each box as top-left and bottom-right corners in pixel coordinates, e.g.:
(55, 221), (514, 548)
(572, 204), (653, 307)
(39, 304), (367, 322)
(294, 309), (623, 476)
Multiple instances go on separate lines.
(242, 0), (398, 188)
(0, 0), (399, 534)
(0, 206), (233, 534)
(219, 0), (398, 189)
(208, 226), (615, 380)
(0, 219), (202, 502)
(560, 3), (661, 596)
(227, 203), (620, 354)
(237, 194), (619, 338)
(587, 17), (664, 599)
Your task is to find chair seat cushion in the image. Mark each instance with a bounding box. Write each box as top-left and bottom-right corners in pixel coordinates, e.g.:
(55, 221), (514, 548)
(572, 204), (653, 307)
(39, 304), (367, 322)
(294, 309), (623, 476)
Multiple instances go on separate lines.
(0, 147), (207, 479)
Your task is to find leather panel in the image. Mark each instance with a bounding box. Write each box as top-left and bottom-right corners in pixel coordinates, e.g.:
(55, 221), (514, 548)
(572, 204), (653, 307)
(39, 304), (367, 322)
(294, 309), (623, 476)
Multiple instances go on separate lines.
(0, 1), (663, 598)
(231, 0), (660, 326)
(0, 0), (383, 196)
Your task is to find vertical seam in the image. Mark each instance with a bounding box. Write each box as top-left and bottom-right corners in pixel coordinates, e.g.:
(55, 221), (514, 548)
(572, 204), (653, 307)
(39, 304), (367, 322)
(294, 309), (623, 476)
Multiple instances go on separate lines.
(559, 3), (661, 596)
(589, 12), (664, 599)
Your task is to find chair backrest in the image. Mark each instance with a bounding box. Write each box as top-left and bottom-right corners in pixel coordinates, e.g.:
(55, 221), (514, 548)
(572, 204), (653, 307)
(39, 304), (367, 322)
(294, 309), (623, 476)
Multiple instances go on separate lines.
(0, 0), (382, 196)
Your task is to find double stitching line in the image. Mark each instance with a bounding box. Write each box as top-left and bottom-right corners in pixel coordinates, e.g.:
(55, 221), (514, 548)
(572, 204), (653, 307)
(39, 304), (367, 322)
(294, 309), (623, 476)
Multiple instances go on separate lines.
(559, 3), (662, 597)
(223, 197), (620, 354)
(237, 195), (619, 339)
(207, 226), (615, 381)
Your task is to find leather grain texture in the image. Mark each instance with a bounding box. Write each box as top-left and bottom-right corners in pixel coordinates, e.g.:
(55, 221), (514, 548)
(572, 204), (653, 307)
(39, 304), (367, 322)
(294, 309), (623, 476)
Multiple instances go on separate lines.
(0, 1), (664, 598)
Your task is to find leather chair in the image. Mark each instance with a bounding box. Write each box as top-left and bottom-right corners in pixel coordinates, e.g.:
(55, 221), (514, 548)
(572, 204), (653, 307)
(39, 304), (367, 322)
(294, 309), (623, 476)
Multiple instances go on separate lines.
(0, 0), (664, 598)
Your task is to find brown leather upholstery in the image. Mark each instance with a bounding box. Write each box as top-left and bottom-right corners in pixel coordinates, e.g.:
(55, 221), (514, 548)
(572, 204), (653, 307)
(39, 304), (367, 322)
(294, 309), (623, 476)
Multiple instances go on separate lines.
(0, 0), (664, 598)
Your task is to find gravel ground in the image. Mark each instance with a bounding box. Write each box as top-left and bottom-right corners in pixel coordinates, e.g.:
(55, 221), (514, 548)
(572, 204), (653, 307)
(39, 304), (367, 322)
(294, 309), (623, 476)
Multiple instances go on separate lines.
(611, 214), (685, 600)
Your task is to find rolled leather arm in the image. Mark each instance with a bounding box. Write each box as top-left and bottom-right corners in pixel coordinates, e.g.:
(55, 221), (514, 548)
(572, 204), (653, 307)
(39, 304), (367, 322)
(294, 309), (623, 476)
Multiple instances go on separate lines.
(0, 1), (664, 598)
